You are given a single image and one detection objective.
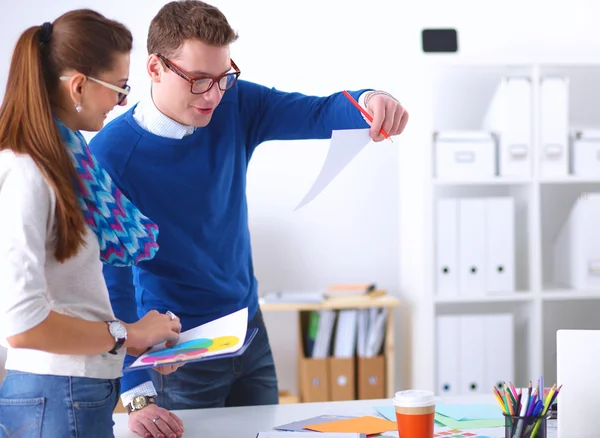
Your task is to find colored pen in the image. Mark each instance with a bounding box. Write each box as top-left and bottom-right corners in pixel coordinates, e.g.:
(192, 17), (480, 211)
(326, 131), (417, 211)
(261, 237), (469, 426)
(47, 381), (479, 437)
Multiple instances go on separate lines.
(341, 90), (393, 142)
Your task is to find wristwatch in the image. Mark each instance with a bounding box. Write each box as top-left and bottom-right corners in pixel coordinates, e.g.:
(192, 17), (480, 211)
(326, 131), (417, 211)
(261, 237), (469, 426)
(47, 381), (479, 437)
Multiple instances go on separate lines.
(126, 395), (157, 414)
(106, 320), (127, 355)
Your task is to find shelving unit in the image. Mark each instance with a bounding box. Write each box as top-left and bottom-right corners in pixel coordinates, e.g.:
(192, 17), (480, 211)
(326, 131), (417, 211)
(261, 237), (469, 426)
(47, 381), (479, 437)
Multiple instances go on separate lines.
(260, 293), (400, 402)
(401, 57), (600, 394)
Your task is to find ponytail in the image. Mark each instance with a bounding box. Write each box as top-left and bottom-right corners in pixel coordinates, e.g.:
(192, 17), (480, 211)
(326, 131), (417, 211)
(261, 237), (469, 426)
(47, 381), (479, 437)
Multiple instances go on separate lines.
(0, 25), (86, 262)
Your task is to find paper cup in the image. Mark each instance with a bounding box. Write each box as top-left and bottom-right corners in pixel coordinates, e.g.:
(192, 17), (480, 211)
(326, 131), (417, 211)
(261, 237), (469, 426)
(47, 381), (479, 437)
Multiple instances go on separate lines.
(393, 390), (435, 438)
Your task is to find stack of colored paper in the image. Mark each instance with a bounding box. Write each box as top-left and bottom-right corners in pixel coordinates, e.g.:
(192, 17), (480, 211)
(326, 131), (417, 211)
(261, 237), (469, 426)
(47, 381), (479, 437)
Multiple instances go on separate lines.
(373, 403), (504, 429)
(434, 404), (504, 429)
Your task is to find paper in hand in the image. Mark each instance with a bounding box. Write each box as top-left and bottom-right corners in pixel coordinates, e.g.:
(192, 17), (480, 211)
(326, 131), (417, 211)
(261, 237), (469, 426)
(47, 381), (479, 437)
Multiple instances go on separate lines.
(295, 128), (372, 210)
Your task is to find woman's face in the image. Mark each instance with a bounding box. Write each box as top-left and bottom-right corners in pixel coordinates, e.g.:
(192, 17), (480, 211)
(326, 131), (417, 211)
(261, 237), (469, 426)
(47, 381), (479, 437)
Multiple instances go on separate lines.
(71, 52), (131, 132)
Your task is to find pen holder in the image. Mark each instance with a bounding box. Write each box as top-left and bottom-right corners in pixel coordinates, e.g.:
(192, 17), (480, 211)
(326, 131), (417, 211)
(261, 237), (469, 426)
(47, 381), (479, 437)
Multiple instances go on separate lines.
(504, 414), (547, 438)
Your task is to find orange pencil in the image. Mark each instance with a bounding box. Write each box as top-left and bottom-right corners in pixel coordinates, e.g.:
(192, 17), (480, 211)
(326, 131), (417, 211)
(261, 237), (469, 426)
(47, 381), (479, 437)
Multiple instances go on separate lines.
(342, 90), (393, 142)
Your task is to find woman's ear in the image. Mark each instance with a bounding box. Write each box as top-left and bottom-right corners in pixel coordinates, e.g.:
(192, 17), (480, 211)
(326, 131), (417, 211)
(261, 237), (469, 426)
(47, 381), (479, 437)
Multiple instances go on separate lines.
(65, 73), (87, 107)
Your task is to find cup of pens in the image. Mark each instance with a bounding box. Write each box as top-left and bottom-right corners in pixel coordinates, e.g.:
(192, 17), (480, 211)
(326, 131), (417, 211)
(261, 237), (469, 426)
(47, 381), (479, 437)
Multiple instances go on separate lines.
(493, 378), (561, 438)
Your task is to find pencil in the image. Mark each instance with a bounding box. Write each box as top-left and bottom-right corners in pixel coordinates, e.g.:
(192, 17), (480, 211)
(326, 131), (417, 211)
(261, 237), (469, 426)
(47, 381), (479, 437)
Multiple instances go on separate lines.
(342, 90), (393, 142)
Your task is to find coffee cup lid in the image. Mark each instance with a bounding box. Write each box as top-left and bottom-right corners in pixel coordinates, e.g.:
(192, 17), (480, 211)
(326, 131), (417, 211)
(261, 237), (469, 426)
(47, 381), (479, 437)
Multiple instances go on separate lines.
(393, 390), (435, 408)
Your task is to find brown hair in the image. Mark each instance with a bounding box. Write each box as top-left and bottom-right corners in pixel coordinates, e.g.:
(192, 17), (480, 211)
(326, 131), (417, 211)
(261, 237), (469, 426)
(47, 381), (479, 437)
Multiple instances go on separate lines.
(0, 9), (132, 262)
(148, 0), (238, 58)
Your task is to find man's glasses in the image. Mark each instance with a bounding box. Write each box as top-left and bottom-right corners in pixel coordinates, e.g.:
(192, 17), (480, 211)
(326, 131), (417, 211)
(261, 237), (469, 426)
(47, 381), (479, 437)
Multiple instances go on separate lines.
(156, 54), (241, 95)
(60, 75), (130, 105)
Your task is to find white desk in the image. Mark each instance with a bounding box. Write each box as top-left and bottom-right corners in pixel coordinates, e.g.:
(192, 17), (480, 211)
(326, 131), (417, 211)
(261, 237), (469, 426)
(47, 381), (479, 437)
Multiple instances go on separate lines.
(113, 396), (558, 438)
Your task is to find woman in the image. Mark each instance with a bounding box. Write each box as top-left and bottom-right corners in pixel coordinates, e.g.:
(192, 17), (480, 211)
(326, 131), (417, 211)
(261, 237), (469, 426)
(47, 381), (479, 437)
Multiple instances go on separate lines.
(0, 10), (183, 437)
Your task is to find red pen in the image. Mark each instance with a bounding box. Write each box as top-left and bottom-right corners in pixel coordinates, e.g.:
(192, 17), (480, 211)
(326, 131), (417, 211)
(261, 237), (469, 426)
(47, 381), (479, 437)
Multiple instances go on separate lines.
(342, 90), (393, 142)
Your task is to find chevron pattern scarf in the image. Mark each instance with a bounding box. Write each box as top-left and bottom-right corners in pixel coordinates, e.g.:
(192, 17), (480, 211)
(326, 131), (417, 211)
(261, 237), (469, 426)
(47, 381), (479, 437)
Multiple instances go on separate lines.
(56, 119), (159, 267)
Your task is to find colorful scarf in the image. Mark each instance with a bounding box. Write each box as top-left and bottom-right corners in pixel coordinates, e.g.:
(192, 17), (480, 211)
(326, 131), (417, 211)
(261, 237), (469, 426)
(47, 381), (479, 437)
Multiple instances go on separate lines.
(55, 119), (159, 267)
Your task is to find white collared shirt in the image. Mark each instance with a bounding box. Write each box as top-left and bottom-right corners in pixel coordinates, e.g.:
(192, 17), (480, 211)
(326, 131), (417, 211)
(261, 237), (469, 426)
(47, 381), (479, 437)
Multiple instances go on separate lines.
(133, 98), (195, 139)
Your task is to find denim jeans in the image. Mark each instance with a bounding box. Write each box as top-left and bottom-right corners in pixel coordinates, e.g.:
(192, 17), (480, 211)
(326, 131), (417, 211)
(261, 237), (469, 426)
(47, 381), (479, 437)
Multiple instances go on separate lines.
(0, 371), (120, 438)
(151, 309), (279, 410)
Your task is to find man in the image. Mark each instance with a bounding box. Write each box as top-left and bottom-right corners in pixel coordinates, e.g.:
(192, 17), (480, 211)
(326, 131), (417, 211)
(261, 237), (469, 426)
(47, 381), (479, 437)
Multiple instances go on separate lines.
(90, 1), (408, 437)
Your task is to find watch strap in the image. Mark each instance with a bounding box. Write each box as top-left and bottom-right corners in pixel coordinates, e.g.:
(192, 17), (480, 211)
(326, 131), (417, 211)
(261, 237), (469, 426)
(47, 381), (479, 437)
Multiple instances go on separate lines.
(106, 321), (126, 355)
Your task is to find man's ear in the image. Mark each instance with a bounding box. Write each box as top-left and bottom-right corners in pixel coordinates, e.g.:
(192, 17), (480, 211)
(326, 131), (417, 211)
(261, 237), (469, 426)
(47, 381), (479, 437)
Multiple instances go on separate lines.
(147, 54), (164, 83)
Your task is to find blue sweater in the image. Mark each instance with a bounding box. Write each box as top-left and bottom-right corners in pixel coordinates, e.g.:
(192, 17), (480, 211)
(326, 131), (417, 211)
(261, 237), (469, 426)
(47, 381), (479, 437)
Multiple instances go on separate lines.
(89, 80), (370, 392)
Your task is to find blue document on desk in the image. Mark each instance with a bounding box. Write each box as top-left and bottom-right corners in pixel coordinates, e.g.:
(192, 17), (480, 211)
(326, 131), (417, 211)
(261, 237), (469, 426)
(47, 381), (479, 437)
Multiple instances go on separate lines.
(274, 415), (354, 432)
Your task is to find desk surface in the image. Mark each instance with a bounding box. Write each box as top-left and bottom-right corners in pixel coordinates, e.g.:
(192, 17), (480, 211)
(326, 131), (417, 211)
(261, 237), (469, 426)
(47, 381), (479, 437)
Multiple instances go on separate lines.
(113, 396), (557, 438)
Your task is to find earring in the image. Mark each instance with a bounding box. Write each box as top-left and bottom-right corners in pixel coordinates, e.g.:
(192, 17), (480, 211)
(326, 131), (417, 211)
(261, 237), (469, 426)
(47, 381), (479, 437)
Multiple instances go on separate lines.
(75, 103), (82, 113)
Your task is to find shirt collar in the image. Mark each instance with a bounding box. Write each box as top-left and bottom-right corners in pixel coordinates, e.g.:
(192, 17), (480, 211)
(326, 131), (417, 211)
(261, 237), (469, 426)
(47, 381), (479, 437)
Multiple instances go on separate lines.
(133, 97), (195, 139)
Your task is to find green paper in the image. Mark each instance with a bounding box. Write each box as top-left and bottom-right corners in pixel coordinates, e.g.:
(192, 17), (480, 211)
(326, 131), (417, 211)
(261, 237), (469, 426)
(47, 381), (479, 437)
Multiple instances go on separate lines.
(434, 413), (504, 429)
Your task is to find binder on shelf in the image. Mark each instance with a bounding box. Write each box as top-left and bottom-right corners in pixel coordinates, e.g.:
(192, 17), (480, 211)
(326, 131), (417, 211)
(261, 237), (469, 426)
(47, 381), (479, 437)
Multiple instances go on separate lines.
(436, 315), (460, 395)
(329, 309), (358, 401)
(458, 315), (486, 394)
(485, 197), (516, 293)
(482, 77), (532, 177)
(458, 198), (487, 295)
(356, 308), (387, 400)
(554, 193), (600, 290)
(434, 130), (496, 180)
(436, 198), (459, 296)
(333, 310), (358, 358)
(484, 314), (514, 390)
(436, 313), (515, 396)
(540, 77), (569, 177)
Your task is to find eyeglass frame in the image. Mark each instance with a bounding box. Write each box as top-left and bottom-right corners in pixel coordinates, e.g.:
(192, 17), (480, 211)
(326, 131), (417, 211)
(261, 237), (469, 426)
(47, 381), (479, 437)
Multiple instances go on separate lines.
(59, 75), (131, 105)
(155, 53), (241, 95)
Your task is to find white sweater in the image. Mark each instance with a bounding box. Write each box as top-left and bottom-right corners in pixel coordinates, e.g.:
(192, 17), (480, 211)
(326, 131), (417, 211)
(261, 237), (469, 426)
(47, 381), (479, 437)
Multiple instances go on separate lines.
(0, 150), (124, 379)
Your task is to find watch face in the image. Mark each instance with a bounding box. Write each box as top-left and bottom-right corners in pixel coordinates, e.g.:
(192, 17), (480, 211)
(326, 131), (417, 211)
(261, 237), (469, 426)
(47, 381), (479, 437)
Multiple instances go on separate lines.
(109, 321), (127, 340)
(132, 395), (147, 409)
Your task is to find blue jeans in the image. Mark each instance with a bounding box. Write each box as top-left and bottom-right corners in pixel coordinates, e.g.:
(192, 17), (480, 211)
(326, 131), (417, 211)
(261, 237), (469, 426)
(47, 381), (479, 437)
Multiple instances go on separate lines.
(0, 371), (119, 438)
(151, 309), (279, 409)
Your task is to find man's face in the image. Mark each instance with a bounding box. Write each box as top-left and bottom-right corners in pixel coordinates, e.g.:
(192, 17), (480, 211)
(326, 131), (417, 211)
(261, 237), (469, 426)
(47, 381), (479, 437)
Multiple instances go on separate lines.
(150, 39), (233, 127)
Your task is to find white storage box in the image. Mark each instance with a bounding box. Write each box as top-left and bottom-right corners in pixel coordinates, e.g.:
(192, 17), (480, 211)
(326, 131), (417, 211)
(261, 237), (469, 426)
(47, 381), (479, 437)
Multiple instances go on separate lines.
(434, 131), (496, 180)
(570, 130), (600, 177)
(554, 193), (600, 290)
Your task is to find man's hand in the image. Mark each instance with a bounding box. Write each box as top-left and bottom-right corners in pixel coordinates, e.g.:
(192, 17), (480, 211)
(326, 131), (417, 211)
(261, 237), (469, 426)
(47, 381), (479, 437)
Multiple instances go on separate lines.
(129, 404), (184, 438)
(365, 91), (409, 142)
(153, 363), (184, 375)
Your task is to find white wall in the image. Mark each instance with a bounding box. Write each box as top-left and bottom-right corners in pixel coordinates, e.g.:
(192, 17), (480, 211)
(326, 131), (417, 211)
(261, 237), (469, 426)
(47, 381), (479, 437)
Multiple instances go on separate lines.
(1, 0), (599, 393)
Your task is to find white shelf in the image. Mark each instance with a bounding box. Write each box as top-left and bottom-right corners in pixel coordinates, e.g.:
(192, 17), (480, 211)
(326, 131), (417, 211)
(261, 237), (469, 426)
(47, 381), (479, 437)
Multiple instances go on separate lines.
(541, 289), (600, 301)
(434, 293), (534, 304)
(540, 177), (600, 184)
(401, 60), (600, 394)
(433, 178), (531, 187)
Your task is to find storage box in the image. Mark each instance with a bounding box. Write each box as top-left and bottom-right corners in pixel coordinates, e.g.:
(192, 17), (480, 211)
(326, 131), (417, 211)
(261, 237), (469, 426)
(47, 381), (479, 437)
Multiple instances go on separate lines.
(571, 130), (600, 177)
(356, 355), (385, 399)
(554, 193), (600, 290)
(297, 311), (331, 402)
(328, 358), (356, 401)
(434, 131), (496, 180)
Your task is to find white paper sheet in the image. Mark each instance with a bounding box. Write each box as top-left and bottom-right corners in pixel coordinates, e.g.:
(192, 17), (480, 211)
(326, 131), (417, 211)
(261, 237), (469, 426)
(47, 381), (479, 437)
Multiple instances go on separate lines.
(128, 308), (248, 369)
(295, 128), (372, 210)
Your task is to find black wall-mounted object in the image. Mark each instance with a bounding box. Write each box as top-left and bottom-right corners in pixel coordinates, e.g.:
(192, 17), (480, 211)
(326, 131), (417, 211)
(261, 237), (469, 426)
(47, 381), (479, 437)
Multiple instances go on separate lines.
(421, 28), (458, 53)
